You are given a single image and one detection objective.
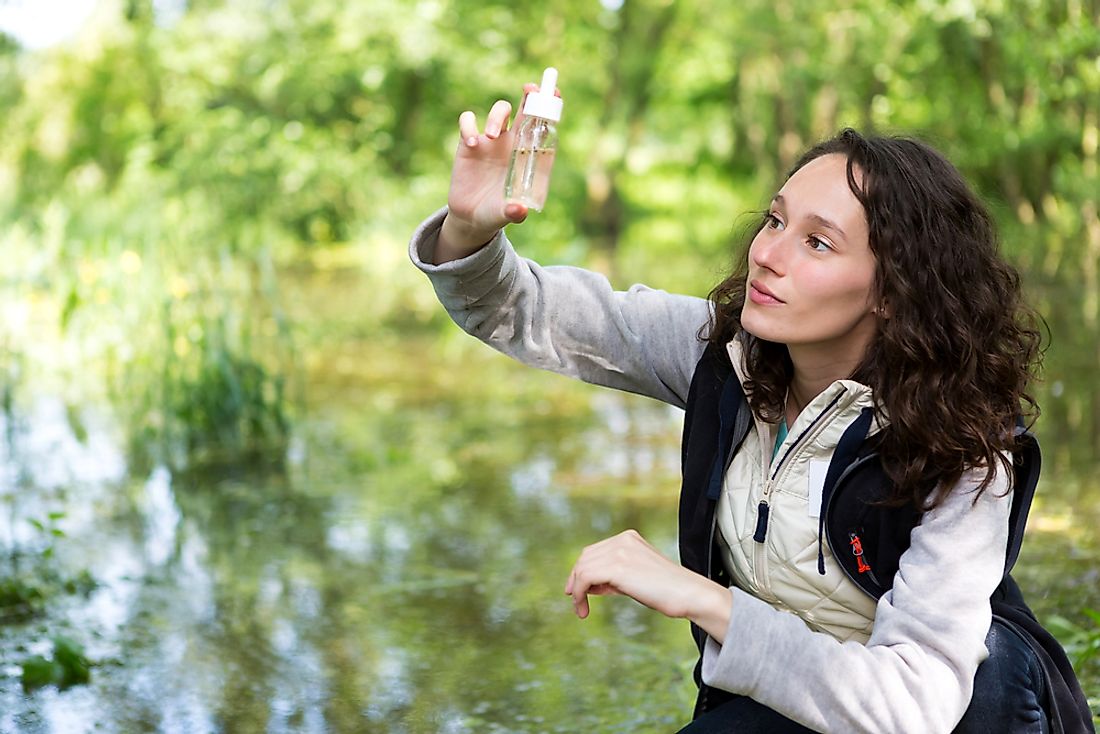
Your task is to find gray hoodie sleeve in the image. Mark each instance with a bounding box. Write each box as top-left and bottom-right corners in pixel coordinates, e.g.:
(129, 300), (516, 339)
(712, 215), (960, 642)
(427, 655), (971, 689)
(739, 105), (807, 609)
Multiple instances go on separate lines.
(409, 208), (712, 408)
(701, 467), (1013, 734)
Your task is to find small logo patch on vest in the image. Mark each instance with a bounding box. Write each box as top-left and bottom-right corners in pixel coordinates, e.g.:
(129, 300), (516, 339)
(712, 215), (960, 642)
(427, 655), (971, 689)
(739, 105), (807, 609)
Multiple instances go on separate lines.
(807, 459), (829, 518)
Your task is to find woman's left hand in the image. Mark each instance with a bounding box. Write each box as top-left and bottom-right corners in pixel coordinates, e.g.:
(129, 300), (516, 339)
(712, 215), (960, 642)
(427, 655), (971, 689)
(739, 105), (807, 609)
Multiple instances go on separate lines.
(564, 529), (731, 641)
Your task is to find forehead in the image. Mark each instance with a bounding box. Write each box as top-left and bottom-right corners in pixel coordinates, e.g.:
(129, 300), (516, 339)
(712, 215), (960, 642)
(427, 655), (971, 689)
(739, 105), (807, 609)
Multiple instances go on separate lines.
(777, 154), (866, 227)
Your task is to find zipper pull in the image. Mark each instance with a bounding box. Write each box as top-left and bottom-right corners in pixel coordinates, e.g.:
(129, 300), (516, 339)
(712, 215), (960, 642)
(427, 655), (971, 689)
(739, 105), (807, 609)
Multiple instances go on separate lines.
(848, 532), (872, 574)
(753, 501), (770, 542)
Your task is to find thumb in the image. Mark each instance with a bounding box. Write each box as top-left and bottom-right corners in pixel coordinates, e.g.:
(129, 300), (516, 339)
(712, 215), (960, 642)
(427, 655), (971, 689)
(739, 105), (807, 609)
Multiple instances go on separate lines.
(504, 202), (529, 224)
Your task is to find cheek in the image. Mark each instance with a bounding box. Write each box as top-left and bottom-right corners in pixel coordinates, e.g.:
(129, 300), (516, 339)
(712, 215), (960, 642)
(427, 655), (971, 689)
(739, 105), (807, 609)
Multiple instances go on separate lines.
(803, 266), (875, 312)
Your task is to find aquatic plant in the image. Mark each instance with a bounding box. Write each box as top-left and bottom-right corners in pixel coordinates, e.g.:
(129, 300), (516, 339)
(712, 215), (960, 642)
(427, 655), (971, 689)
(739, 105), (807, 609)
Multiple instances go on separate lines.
(0, 172), (297, 474)
(19, 635), (92, 690)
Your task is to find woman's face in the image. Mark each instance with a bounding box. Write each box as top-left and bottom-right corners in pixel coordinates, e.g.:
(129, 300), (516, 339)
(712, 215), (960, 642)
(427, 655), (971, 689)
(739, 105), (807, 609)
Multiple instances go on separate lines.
(741, 153), (878, 364)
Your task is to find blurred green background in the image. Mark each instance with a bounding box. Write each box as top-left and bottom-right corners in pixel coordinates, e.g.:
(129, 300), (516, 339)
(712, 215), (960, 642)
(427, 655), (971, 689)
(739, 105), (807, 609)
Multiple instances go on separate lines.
(0, 0), (1097, 731)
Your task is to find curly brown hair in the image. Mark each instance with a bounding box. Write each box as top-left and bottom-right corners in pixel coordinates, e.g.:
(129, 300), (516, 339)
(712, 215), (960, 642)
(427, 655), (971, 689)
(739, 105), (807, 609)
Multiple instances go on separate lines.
(706, 129), (1043, 510)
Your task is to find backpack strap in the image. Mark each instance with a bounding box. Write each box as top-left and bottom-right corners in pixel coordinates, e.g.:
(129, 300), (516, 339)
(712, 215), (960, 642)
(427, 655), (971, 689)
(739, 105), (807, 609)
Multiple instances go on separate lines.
(1004, 426), (1040, 575)
(992, 578), (1097, 734)
(706, 375), (752, 500)
(824, 424), (1045, 599)
(817, 407), (874, 574)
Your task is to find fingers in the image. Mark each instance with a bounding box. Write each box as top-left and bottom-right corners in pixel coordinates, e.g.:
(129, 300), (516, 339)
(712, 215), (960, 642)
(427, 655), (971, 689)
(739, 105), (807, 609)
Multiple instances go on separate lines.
(566, 566), (595, 618)
(511, 82), (540, 130)
(568, 574), (625, 618)
(566, 572), (612, 619)
(566, 530), (645, 618)
(458, 110), (479, 148)
(485, 99), (512, 139)
(461, 81), (562, 148)
(504, 202), (528, 223)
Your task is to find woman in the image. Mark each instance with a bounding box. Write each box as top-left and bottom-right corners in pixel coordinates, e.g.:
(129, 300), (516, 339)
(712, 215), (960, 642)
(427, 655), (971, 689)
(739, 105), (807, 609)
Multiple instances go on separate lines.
(409, 84), (1094, 733)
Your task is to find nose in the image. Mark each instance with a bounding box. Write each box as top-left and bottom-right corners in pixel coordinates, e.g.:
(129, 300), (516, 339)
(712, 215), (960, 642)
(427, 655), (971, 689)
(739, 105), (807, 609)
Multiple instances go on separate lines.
(750, 228), (787, 275)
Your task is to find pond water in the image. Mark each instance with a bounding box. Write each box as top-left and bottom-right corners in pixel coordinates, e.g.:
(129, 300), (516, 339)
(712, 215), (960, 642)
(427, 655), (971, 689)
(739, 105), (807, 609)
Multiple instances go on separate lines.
(0, 261), (1098, 733)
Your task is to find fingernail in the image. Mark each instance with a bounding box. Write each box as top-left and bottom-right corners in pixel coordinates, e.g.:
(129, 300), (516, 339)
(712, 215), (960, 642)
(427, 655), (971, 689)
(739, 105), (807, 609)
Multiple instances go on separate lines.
(487, 126), (499, 138)
(466, 137), (477, 147)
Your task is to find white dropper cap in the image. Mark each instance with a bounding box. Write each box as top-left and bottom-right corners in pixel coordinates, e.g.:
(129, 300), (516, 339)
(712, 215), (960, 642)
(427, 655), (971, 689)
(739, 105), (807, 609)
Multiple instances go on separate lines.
(522, 67), (563, 122)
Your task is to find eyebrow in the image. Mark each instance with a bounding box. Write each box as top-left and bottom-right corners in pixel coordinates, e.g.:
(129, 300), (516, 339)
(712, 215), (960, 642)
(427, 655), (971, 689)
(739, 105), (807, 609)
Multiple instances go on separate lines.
(772, 194), (848, 240)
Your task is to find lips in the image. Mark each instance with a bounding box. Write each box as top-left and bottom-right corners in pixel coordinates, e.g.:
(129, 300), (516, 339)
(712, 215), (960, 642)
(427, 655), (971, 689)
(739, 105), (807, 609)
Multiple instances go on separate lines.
(749, 279), (785, 304)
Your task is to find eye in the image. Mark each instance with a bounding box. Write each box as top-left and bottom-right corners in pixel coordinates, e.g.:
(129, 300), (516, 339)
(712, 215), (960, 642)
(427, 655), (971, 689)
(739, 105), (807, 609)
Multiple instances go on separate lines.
(764, 212), (784, 230)
(807, 236), (833, 253)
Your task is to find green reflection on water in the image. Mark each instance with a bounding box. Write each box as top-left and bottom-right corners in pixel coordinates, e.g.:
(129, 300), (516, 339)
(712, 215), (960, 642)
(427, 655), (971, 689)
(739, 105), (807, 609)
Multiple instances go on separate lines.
(1, 339), (701, 732)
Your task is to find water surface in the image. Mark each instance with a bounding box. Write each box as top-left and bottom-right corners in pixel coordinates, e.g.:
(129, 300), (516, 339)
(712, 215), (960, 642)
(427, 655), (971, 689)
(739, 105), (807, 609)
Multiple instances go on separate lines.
(1, 263), (1097, 733)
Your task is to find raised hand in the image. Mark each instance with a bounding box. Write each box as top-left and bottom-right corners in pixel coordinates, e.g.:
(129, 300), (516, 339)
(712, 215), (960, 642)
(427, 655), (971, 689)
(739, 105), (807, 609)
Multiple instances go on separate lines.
(434, 83), (556, 263)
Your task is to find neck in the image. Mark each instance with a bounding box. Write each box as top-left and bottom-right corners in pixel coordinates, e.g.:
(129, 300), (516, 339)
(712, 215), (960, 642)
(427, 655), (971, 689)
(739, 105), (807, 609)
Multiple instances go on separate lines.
(785, 345), (866, 424)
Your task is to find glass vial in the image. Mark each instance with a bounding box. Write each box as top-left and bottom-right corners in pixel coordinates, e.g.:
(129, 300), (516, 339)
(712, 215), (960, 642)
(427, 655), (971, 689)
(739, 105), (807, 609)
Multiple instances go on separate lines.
(505, 67), (562, 212)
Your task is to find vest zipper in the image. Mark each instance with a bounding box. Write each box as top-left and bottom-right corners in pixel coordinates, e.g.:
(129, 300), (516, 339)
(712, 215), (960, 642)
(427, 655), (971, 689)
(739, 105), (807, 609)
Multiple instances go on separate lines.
(750, 390), (848, 593)
(752, 497), (770, 542)
(751, 480), (774, 590)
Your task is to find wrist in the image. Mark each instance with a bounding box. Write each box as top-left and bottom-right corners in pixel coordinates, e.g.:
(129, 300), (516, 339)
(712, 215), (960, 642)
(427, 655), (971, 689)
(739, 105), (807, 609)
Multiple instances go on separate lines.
(687, 579), (732, 644)
(435, 214), (497, 264)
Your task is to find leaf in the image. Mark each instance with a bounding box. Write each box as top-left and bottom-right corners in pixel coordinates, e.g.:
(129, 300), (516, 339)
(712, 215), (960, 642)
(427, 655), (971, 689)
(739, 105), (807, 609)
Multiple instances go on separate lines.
(59, 287), (81, 331)
(52, 635), (92, 686)
(20, 638), (92, 690)
(20, 655), (62, 690)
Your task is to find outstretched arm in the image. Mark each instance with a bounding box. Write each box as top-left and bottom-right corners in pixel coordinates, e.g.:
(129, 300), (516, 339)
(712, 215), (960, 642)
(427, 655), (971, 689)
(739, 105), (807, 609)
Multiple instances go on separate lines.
(411, 212), (710, 407)
(412, 80), (712, 405)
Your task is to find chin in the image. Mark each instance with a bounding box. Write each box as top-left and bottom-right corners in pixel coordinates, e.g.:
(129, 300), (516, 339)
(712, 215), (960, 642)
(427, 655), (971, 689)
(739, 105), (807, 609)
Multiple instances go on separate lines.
(742, 328), (787, 345)
(739, 310), (779, 343)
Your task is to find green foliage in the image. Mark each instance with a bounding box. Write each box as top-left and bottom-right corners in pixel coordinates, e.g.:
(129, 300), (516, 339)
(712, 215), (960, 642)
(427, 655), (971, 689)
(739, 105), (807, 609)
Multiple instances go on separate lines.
(26, 511), (66, 559)
(3, 212), (294, 473)
(151, 303), (290, 471)
(19, 635), (93, 690)
(1, 0), (1095, 295)
(1049, 608), (1100, 672)
(1047, 608), (1100, 722)
(0, 576), (44, 619)
(1, 106), (294, 473)
(0, 562), (96, 622)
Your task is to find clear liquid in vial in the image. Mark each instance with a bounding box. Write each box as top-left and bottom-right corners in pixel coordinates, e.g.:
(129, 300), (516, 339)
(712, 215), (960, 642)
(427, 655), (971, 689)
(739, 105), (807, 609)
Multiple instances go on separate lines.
(505, 147), (556, 211)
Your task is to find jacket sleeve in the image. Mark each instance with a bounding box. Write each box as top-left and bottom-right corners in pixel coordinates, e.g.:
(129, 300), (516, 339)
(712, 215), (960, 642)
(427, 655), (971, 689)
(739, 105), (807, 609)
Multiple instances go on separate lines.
(700, 467), (1013, 734)
(409, 207), (711, 409)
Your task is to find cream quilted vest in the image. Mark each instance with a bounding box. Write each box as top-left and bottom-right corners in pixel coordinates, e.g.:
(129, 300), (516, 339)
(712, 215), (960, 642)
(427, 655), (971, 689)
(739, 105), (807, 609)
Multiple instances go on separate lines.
(716, 341), (884, 644)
